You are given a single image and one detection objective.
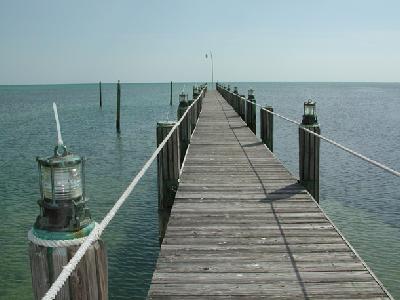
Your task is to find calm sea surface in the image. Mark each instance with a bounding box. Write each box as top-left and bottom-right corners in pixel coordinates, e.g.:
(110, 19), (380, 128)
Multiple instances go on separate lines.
(0, 82), (399, 299)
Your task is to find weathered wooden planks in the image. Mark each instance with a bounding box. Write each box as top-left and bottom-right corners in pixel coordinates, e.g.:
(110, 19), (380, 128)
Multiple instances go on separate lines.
(147, 90), (392, 299)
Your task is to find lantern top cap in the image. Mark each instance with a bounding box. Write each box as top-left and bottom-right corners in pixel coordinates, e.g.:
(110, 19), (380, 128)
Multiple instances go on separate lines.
(304, 99), (315, 105)
(37, 144), (82, 167)
(248, 88), (254, 95)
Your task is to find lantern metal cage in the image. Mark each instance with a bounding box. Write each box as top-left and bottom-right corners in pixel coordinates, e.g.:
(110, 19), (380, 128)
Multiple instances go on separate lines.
(35, 144), (91, 232)
(302, 100), (318, 125)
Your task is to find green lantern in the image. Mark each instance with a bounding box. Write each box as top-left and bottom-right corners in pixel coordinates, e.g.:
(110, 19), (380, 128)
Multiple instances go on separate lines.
(302, 100), (318, 125)
(248, 89), (255, 100)
(35, 143), (91, 232)
(179, 91), (188, 104)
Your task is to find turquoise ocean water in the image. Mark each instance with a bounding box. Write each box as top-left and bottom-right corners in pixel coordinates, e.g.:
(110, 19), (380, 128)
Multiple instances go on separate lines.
(0, 82), (399, 299)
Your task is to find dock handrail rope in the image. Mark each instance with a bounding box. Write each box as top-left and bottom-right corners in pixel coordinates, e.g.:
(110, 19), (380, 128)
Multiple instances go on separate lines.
(40, 88), (206, 300)
(218, 84), (400, 178)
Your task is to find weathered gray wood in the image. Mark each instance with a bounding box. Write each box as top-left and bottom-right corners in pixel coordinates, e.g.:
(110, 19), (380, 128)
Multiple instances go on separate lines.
(29, 243), (50, 300)
(29, 239), (107, 300)
(94, 240), (108, 300)
(52, 247), (70, 300)
(84, 246), (99, 300)
(148, 90), (391, 299)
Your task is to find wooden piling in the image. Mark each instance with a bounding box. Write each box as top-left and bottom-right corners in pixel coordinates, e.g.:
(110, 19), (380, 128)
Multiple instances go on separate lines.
(170, 81), (172, 106)
(260, 106), (273, 151)
(156, 121), (180, 210)
(29, 231), (108, 300)
(246, 90), (256, 134)
(177, 93), (191, 163)
(299, 102), (320, 202)
(188, 99), (197, 134)
(99, 81), (102, 108)
(239, 94), (245, 121)
(116, 80), (121, 133)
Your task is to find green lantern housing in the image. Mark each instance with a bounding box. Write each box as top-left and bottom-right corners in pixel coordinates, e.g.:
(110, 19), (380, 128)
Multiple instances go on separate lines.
(35, 144), (91, 232)
(179, 91), (188, 104)
(248, 89), (255, 100)
(302, 100), (318, 125)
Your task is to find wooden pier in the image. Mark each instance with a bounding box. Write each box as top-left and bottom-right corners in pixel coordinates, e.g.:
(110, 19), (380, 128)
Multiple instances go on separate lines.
(148, 90), (391, 299)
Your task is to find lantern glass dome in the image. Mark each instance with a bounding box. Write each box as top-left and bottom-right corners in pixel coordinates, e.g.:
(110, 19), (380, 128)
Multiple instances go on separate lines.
(179, 92), (187, 103)
(304, 101), (316, 116)
(37, 145), (84, 204)
(248, 89), (254, 96)
(41, 164), (82, 201)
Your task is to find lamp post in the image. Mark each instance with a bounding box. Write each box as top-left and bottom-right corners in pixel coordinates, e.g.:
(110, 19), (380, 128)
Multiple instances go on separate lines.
(205, 51), (213, 88)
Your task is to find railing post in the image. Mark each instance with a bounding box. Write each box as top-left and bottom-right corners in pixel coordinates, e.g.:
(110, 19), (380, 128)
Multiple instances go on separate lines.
(188, 97), (197, 134)
(239, 94), (245, 121)
(157, 121), (180, 210)
(29, 146), (107, 300)
(260, 106), (274, 151)
(233, 87), (239, 113)
(299, 100), (320, 202)
(246, 89), (256, 134)
(177, 92), (191, 163)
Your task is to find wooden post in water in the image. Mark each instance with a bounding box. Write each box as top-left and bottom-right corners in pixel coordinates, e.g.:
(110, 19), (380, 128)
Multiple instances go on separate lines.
(246, 89), (256, 134)
(177, 92), (191, 163)
(29, 146), (108, 299)
(299, 100), (320, 202)
(116, 80), (121, 133)
(260, 106), (274, 151)
(170, 81), (172, 106)
(99, 81), (102, 108)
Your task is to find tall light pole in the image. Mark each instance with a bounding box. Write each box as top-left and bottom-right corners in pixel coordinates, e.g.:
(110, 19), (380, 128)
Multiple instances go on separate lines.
(205, 51), (213, 88)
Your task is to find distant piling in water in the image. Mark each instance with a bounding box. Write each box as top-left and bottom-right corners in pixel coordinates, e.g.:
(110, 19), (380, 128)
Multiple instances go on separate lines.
(170, 81), (173, 106)
(99, 81), (102, 108)
(116, 80), (121, 133)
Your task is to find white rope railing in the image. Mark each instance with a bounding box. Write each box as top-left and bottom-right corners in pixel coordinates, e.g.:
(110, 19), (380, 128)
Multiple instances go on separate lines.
(218, 85), (400, 178)
(41, 88), (206, 300)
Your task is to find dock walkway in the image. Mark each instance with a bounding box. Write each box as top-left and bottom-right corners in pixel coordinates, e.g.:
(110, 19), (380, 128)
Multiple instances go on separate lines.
(148, 90), (391, 299)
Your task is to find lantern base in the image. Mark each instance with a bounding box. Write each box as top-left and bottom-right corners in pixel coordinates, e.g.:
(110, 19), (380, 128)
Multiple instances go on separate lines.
(35, 197), (92, 231)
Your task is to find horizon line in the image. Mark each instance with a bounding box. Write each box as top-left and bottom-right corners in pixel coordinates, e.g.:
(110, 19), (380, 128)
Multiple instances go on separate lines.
(1, 80), (400, 86)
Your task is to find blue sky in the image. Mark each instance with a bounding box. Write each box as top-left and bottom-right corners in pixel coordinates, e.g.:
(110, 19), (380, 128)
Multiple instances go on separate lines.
(0, 0), (399, 84)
